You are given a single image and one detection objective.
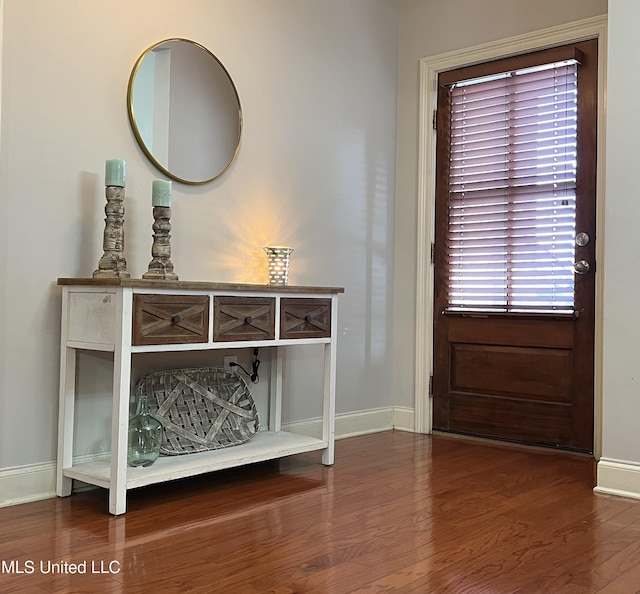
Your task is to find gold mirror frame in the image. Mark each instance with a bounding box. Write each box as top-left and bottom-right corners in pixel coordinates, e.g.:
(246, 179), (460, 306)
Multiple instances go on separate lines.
(127, 38), (242, 185)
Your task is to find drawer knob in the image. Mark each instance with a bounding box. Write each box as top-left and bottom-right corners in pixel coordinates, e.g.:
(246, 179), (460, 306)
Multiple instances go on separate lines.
(244, 316), (253, 325)
(171, 315), (181, 324)
(305, 315), (312, 322)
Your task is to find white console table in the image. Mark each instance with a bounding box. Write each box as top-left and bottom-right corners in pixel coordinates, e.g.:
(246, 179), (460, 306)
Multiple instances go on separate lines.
(56, 278), (343, 515)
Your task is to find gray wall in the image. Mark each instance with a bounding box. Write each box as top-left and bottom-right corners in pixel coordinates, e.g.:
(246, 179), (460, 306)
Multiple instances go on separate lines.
(0, 0), (399, 469)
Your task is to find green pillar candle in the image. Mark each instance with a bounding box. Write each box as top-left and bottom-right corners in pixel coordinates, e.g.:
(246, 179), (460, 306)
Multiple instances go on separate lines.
(105, 159), (126, 187)
(152, 179), (172, 207)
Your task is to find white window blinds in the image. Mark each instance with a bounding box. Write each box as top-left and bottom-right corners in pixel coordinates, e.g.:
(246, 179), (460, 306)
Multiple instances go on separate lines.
(446, 59), (578, 313)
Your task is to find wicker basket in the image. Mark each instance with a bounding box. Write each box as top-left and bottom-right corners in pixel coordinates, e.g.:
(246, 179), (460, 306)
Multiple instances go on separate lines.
(135, 367), (259, 455)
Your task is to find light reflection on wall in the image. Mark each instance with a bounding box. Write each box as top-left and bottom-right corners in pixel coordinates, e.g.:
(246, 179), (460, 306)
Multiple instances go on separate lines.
(203, 192), (298, 285)
(329, 122), (392, 366)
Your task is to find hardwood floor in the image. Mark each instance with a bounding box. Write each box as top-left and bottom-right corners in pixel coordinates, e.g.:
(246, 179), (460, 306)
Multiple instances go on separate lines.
(1, 431), (640, 593)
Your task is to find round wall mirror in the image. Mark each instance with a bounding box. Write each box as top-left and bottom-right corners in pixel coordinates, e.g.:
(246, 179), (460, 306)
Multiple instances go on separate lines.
(127, 38), (242, 185)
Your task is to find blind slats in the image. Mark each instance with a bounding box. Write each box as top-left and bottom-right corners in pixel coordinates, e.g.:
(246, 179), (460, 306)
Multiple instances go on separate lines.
(446, 60), (578, 312)
(451, 68), (577, 95)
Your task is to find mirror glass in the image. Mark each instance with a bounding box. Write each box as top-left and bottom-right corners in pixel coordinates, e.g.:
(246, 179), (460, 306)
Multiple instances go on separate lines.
(127, 39), (242, 185)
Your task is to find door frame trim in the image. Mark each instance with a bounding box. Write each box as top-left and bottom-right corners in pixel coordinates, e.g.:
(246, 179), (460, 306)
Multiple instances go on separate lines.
(414, 15), (608, 458)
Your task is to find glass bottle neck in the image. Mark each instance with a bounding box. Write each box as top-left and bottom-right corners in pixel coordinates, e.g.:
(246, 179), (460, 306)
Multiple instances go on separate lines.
(136, 394), (149, 416)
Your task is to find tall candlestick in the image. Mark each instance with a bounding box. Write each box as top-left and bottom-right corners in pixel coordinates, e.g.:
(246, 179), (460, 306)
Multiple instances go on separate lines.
(105, 159), (126, 187)
(142, 206), (178, 280)
(93, 187), (129, 278)
(143, 182), (178, 281)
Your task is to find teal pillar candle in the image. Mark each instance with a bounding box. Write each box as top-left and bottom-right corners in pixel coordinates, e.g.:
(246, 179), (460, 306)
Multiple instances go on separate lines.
(152, 179), (172, 207)
(105, 159), (126, 187)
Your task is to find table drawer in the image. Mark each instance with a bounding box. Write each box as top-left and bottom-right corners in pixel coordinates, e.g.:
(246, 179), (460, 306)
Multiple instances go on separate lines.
(280, 298), (331, 339)
(133, 294), (209, 345)
(213, 297), (276, 341)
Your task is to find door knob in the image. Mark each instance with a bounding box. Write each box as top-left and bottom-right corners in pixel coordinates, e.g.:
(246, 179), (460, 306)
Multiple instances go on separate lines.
(573, 260), (590, 274)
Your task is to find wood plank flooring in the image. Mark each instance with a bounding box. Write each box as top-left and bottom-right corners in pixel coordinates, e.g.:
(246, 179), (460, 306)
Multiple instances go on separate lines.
(1, 431), (640, 593)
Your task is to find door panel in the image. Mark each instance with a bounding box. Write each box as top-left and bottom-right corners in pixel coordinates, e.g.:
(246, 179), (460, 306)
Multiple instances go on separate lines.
(448, 393), (572, 446)
(451, 344), (572, 401)
(432, 40), (597, 453)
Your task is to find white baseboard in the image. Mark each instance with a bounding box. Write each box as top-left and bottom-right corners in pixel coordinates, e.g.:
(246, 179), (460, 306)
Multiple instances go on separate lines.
(0, 461), (57, 508)
(392, 406), (415, 432)
(595, 458), (640, 500)
(0, 407), (413, 508)
(284, 406), (400, 439)
(0, 452), (108, 508)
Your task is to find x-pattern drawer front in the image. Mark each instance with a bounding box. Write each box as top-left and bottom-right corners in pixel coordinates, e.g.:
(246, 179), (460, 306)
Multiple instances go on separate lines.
(280, 298), (331, 339)
(213, 297), (276, 341)
(133, 294), (209, 345)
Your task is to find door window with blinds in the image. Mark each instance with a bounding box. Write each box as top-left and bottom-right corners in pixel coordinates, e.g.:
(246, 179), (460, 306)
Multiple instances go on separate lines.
(437, 46), (587, 314)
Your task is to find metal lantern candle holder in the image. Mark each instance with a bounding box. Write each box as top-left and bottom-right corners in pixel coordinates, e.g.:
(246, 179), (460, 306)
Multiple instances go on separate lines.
(264, 246), (293, 285)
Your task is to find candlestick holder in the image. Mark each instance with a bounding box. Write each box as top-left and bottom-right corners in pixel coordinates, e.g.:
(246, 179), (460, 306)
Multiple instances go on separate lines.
(142, 206), (178, 280)
(93, 185), (130, 279)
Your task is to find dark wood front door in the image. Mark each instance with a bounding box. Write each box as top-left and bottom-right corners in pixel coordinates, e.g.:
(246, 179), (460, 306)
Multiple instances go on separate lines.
(432, 40), (598, 453)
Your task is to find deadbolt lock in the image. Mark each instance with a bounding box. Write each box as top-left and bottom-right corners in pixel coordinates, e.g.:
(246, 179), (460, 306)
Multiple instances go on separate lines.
(575, 232), (590, 247)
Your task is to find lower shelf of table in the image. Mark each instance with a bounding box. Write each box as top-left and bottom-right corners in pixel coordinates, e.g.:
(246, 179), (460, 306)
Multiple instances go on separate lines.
(63, 431), (329, 490)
